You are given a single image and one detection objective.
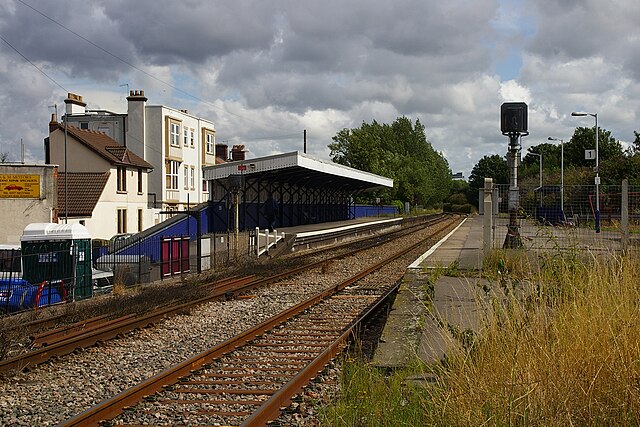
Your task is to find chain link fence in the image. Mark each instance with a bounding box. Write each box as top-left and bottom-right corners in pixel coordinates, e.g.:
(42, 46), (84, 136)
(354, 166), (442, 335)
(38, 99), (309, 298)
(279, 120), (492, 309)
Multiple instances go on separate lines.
(488, 182), (640, 251)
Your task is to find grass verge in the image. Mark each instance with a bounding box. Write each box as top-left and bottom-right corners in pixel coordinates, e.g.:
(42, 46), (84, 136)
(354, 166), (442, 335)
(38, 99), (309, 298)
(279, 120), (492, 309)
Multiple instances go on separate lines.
(321, 251), (640, 426)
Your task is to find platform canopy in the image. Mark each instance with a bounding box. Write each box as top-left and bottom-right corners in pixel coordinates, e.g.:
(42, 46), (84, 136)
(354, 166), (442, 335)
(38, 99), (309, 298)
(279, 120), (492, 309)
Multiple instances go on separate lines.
(203, 151), (393, 191)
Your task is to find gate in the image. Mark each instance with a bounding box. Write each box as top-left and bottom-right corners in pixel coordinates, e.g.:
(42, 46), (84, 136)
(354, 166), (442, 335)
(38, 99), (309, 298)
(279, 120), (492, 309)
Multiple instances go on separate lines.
(161, 237), (190, 277)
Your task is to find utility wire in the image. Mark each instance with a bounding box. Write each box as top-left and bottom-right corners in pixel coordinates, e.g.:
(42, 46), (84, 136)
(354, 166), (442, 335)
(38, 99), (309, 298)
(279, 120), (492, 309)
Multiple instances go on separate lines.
(0, 33), (68, 93)
(16, 0), (299, 135)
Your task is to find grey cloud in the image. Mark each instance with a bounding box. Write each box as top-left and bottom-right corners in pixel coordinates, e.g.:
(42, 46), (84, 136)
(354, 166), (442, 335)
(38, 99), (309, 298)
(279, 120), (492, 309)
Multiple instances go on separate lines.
(1, 1), (135, 81)
(100, 0), (277, 64)
(527, 0), (640, 79)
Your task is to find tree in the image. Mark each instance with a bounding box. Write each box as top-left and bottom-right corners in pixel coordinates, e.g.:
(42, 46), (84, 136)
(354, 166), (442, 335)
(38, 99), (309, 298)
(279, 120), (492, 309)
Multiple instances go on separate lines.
(521, 143), (561, 170)
(328, 117), (451, 208)
(630, 131), (640, 155)
(467, 154), (508, 206)
(469, 154), (508, 188)
(563, 127), (623, 168)
(0, 152), (7, 163)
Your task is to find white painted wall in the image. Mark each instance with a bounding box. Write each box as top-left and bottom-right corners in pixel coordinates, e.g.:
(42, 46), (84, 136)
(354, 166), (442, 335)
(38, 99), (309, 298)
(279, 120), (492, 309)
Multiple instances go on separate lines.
(145, 106), (215, 212)
(65, 166), (151, 240)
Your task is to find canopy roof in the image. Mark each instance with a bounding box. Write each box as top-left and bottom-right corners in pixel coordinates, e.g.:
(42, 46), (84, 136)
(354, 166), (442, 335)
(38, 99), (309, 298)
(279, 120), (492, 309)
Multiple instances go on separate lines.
(203, 151), (393, 192)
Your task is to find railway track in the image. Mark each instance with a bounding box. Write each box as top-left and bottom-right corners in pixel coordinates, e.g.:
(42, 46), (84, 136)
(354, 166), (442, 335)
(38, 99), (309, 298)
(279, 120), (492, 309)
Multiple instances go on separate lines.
(61, 215), (457, 426)
(0, 214), (456, 374)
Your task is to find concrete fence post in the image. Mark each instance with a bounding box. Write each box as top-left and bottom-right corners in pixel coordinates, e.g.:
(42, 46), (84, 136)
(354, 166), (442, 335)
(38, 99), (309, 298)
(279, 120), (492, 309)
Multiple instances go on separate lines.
(483, 178), (494, 256)
(622, 179), (629, 252)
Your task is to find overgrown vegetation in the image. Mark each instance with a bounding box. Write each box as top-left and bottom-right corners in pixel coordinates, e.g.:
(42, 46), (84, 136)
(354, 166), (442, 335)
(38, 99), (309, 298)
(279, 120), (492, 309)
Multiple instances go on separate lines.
(322, 250), (640, 426)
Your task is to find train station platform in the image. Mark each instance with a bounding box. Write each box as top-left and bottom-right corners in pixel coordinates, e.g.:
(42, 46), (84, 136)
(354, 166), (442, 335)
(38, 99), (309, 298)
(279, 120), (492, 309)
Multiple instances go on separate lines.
(255, 216), (403, 257)
(373, 214), (498, 370)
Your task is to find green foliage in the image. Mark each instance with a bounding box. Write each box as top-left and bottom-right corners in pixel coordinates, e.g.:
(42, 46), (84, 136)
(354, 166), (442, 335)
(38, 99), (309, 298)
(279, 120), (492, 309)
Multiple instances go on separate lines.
(329, 117), (452, 208)
(468, 154), (508, 205)
(498, 126), (633, 187)
(600, 155), (640, 185)
(632, 131), (640, 155)
(563, 126), (623, 168)
(318, 360), (434, 426)
(447, 192), (468, 205)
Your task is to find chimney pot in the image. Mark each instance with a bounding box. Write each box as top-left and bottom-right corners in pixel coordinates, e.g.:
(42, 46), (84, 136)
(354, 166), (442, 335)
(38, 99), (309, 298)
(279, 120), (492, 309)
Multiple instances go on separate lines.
(49, 113), (58, 133)
(231, 144), (246, 161)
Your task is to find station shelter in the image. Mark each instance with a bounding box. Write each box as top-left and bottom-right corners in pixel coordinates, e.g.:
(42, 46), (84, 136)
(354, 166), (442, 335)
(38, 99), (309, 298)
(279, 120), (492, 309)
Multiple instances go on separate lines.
(203, 151), (394, 232)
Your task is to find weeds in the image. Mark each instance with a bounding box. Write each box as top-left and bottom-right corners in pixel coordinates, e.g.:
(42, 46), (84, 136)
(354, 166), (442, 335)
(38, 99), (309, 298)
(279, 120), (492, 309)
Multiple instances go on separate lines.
(323, 251), (640, 426)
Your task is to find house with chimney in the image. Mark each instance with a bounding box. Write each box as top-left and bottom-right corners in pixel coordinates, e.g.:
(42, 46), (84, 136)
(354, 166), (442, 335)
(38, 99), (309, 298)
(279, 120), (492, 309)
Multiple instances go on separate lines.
(61, 92), (245, 221)
(45, 116), (153, 239)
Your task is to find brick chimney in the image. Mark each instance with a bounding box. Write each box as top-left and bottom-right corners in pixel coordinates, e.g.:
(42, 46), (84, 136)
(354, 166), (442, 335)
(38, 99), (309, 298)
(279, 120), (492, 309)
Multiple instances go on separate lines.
(215, 143), (228, 162)
(231, 145), (246, 161)
(49, 113), (59, 133)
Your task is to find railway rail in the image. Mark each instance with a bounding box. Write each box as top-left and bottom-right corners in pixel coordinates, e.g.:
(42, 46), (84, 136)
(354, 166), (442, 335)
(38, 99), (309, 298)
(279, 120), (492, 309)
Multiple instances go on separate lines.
(61, 216), (458, 426)
(0, 214), (454, 374)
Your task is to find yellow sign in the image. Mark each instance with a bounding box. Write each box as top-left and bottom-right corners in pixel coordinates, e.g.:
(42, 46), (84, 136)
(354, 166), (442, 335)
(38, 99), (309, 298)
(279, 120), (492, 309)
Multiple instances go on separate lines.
(0, 174), (40, 198)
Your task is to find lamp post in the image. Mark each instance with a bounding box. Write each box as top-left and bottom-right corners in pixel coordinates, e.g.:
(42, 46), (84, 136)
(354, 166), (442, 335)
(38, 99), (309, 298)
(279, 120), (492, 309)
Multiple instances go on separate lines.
(548, 137), (564, 222)
(571, 111), (599, 233)
(530, 152), (543, 206)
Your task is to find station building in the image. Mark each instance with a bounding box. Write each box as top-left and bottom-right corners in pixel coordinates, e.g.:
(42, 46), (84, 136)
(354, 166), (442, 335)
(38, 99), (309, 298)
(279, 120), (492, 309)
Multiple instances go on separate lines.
(203, 151), (394, 232)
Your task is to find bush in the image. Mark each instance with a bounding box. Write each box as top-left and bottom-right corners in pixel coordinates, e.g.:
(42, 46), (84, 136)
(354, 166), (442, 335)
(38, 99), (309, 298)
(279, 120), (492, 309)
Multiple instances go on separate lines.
(443, 203), (474, 213)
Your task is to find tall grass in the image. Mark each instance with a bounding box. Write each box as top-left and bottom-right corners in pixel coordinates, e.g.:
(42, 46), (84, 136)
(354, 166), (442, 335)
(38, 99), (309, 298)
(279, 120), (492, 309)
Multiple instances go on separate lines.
(323, 252), (640, 426)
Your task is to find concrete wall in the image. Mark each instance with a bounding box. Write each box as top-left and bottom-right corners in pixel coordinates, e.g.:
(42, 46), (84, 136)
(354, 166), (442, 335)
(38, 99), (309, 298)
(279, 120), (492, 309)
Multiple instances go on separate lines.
(0, 164), (57, 244)
(65, 115), (126, 144)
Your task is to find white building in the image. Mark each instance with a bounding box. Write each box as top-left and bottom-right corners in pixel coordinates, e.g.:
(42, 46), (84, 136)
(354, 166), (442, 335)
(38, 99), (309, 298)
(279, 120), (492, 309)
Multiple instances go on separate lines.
(63, 91), (224, 222)
(45, 117), (154, 239)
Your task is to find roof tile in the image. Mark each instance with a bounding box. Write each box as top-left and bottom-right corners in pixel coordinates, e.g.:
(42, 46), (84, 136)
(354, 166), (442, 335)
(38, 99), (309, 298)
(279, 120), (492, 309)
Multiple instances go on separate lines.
(57, 172), (110, 217)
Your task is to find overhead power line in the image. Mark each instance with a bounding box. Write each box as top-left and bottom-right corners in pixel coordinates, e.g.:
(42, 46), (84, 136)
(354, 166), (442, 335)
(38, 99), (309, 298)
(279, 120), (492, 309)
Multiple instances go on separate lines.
(0, 33), (68, 93)
(16, 0), (299, 135)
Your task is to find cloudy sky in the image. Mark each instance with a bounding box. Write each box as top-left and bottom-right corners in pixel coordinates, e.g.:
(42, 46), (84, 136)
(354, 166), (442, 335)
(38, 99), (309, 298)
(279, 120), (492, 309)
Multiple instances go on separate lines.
(0, 0), (639, 178)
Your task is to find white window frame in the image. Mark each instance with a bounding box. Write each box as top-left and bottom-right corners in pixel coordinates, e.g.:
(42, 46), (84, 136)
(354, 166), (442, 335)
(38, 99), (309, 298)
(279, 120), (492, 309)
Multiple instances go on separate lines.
(190, 129), (195, 147)
(166, 161), (179, 190)
(184, 164), (189, 189)
(190, 166), (195, 190)
(170, 122), (180, 147)
(205, 131), (214, 154)
(183, 127), (188, 146)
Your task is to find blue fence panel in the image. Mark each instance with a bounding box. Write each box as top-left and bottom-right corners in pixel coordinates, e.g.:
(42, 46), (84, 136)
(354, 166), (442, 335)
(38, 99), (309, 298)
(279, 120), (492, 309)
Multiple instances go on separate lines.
(352, 204), (398, 218)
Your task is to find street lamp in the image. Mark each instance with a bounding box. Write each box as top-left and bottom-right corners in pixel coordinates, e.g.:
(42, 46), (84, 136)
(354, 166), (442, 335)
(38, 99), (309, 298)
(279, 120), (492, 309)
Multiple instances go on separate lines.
(548, 137), (565, 222)
(571, 111), (599, 233)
